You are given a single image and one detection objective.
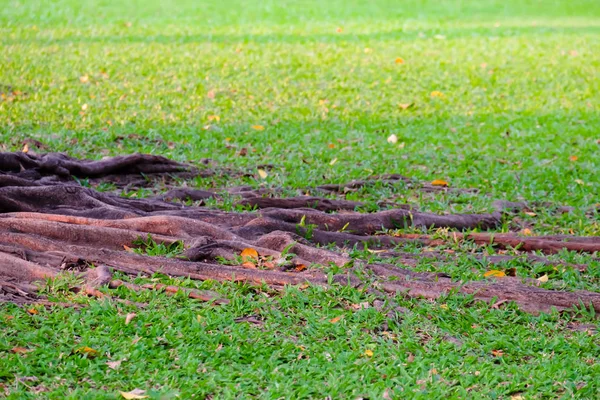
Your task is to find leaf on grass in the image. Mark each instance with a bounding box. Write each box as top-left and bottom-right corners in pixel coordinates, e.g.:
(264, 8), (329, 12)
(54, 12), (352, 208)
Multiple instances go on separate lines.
(484, 270), (506, 278)
(125, 313), (136, 325)
(398, 103), (413, 110)
(75, 346), (100, 358)
(106, 360), (122, 370)
(207, 115), (220, 122)
(120, 389), (148, 399)
(206, 90), (215, 99)
(537, 274), (549, 283)
(79, 75), (89, 84)
(431, 179), (449, 187)
(11, 347), (30, 354)
(329, 158), (338, 166)
(569, 155), (578, 161)
(364, 349), (374, 357)
(329, 316), (342, 324)
(521, 228), (533, 236)
(241, 248), (259, 260)
(257, 169), (268, 179)
(251, 125), (265, 131)
(395, 57), (404, 64)
(491, 349), (504, 357)
(387, 134), (398, 144)
(430, 91), (445, 98)
(524, 211), (537, 217)
(336, 27), (343, 33)
(27, 308), (38, 315)
(22, 143), (29, 153)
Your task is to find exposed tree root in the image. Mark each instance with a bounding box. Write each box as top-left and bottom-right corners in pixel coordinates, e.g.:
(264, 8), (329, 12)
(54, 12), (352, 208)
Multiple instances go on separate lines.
(0, 151), (598, 314)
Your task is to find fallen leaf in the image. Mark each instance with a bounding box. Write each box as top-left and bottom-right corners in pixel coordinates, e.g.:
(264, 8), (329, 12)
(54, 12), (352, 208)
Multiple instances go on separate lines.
(263, 261), (276, 269)
(27, 308), (38, 315)
(241, 261), (257, 269)
(207, 115), (220, 122)
(364, 349), (374, 357)
(251, 125), (265, 131)
(125, 313), (136, 325)
(569, 155), (578, 161)
(11, 347), (31, 354)
(329, 158), (338, 166)
(328, 143), (335, 149)
(484, 270), (506, 278)
(431, 179), (449, 187)
(106, 360), (122, 370)
(521, 228), (533, 236)
(294, 264), (307, 272)
(387, 134), (398, 144)
(22, 143), (29, 153)
(575, 179), (585, 185)
(407, 353), (415, 363)
(75, 346), (99, 358)
(79, 75), (89, 83)
(238, 148), (248, 156)
(257, 169), (268, 179)
(510, 395), (524, 400)
(430, 91), (444, 98)
(123, 245), (134, 252)
(241, 248), (259, 260)
(81, 104), (88, 111)
(398, 103), (413, 110)
(329, 316), (342, 324)
(537, 274), (549, 283)
(336, 27), (343, 33)
(440, 304), (449, 310)
(206, 90), (215, 99)
(491, 349), (504, 357)
(395, 57), (405, 64)
(120, 389), (148, 399)
(524, 211), (537, 217)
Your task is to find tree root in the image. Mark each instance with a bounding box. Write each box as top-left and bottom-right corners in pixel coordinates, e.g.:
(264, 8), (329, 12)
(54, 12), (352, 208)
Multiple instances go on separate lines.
(0, 151), (598, 314)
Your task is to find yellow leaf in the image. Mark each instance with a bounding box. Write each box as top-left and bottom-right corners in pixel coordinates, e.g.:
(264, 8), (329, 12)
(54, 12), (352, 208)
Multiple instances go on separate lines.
(241, 248), (259, 260)
(257, 169), (268, 179)
(27, 308), (38, 315)
(328, 143), (336, 149)
(524, 212), (537, 217)
(569, 155), (578, 161)
(521, 228), (533, 236)
(484, 270), (506, 278)
(431, 179), (449, 187)
(251, 125), (265, 131)
(22, 143), (29, 153)
(75, 346), (99, 358)
(430, 91), (444, 98)
(329, 158), (338, 166)
(387, 134), (398, 144)
(329, 316), (342, 324)
(120, 389), (148, 399)
(79, 75), (89, 83)
(440, 304), (449, 310)
(537, 274), (549, 283)
(395, 57), (404, 64)
(364, 349), (374, 357)
(574, 179), (585, 185)
(207, 115), (220, 122)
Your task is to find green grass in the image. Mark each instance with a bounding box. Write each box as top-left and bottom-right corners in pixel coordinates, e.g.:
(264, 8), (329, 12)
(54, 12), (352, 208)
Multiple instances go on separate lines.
(1, 0), (599, 398)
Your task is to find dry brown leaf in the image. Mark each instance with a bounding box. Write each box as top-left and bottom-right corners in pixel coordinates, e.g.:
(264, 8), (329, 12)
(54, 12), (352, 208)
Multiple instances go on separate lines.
(123, 245), (134, 252)
(521, 228), (533, 236)
(328, 143), (336, 149)
(294, 264), (307, 272)
(22, 143), (29, 153)
(329, 316), (342, 323)
(106, 360), (123, 370)
(125, 313), (136, 325)
(120, 389), (148, 399)
(491, 349), (504, 357)
(27, 308), (38, 315)
(484, 270), (506, 278)
(241, 261), (257, 269)
(11, 347), (31, 354)
(431, 179), (449, 187)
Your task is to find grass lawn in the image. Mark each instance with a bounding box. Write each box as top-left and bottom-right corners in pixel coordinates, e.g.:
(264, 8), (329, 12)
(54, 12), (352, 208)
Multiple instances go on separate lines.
(1, 0), (599, 398)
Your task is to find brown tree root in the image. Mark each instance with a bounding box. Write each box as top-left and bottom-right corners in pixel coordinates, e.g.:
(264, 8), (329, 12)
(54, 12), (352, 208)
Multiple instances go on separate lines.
(0, 151), (598, 314)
